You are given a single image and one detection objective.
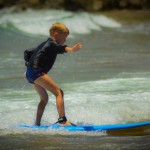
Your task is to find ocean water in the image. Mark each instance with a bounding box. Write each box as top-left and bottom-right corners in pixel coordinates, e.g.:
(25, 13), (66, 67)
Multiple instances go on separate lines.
(0, 8), (150, 149)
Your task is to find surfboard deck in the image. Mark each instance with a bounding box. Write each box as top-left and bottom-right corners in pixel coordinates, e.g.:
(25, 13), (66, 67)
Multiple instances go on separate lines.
(19, 121), (150, 135)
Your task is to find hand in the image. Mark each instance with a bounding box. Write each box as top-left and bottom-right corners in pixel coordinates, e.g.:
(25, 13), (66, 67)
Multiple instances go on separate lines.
(72, 43), (82, 52)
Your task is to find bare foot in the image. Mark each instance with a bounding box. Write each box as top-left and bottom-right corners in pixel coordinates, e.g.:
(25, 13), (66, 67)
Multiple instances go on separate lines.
(59, 121), (76, 126)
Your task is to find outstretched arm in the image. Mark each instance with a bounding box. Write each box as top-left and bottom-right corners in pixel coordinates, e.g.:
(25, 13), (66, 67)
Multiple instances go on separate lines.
(65, 43), (82, 52)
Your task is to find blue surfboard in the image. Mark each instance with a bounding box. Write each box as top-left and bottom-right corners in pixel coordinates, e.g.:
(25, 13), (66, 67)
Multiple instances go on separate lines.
(19, 121), (150, 133)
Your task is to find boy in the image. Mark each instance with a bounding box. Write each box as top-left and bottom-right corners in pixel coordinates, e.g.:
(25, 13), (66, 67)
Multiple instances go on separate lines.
(25, 22), (82, 126)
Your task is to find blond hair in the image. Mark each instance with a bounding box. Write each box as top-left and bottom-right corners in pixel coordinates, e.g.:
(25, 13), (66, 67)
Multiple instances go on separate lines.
(49, 22), (69, 36)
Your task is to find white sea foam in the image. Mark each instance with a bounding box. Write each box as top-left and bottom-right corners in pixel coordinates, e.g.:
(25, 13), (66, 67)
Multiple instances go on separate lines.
(0, 9), (121, 36)
(0, 77), (150, 134)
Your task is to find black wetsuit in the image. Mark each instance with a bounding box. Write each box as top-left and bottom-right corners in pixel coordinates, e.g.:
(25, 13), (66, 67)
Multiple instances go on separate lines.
(28, 38), (67, 73)
(25, 38), (67, 83)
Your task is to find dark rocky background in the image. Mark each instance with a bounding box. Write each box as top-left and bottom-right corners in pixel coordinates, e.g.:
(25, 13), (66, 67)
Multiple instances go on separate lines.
(0, 0), (150, 11)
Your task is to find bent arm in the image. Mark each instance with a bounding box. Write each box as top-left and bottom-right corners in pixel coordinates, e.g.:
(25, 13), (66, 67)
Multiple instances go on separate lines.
(65, 43), (82, 52)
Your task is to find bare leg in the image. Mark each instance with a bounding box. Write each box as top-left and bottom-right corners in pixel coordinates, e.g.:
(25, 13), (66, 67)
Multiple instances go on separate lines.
(32, 84), (48, 126)
(34, 74), (66, 119)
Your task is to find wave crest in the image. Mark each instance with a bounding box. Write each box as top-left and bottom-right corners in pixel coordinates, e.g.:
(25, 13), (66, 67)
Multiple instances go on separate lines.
(0, 9), (121, 36)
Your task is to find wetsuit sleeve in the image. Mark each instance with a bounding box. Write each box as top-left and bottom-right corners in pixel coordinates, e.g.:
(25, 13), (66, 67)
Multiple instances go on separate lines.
(52, 43), (67, 54)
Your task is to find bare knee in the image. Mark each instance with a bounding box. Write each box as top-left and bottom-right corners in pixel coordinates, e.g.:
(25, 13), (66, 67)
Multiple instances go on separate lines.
(54, 89), (64, 97)
(40, 95), (48, 105)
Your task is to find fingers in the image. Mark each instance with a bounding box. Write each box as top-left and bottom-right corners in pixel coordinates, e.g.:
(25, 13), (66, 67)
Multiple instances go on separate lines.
(73, 43), (83, 52)
(76, 43), (82, 50)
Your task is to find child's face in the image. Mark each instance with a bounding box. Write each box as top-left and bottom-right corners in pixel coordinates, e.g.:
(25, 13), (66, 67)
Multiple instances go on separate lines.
(55, 32), (68, 45)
